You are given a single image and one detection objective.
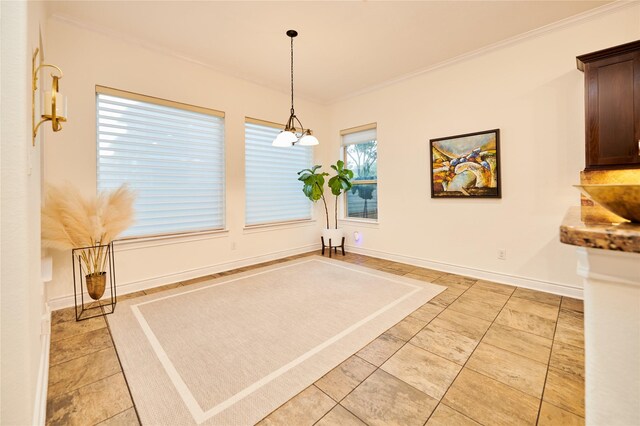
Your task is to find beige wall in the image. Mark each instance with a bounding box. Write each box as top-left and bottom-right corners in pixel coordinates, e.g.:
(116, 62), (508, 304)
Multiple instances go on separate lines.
(1, 1), (48, 424)
(43, 4), (639, 308)
(44, 17), (330, 306)
(326, 4), (640, 296)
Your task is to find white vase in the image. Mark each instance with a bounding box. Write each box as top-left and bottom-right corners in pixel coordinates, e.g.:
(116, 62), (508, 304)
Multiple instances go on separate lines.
(321, 228), (344, 245)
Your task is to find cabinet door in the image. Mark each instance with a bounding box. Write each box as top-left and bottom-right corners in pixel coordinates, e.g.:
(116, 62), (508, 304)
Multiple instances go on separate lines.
(585, 50), (640, 169)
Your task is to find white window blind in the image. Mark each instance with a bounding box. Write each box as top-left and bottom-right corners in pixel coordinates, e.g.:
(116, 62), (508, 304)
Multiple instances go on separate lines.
(96, 87), (225, 237)
(245, 119), (312, 226)
(342, 128), (376, 145)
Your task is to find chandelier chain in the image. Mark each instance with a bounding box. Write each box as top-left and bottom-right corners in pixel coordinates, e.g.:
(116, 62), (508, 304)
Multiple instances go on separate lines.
(290, 35), (294, 114)
(272, 29), (317, 146)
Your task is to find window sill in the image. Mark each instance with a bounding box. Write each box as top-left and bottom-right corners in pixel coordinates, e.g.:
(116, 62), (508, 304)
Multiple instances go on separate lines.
(243, 219), (317, 234)
(114, 228), (229, 251)
(339, 218), (379, 228)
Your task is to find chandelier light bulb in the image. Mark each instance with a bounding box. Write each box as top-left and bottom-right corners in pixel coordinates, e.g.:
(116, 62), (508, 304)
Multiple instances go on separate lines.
(298, 132), (319, 146)
(273, 131), (298, 147)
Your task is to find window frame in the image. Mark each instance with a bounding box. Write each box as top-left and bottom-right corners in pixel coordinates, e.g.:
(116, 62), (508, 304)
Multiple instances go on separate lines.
(341, 123), (379, 223)
(95, 85), (226, 240)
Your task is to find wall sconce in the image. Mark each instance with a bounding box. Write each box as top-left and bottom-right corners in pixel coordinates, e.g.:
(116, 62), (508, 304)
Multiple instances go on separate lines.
(32, 47), (67, 146)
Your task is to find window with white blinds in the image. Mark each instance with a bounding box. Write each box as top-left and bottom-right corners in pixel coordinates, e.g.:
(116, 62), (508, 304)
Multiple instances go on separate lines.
(96, 86), (225, 237)
(245, 118), (313, 226)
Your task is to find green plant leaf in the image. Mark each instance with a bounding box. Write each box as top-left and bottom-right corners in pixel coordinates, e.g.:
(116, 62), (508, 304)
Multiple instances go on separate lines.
(297, 165), (328, 202)
(327, 160), (354, 196)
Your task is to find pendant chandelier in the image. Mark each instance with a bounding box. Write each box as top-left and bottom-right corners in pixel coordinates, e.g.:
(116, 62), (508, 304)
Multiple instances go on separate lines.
(272, 30), (319, 147)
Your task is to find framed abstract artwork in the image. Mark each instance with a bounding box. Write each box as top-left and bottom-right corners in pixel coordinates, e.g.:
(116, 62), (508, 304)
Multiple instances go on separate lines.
(430, 129), (501, 198)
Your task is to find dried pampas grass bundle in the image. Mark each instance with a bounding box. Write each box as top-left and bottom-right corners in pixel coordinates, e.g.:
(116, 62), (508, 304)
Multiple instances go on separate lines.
(42, 183), (135, 274)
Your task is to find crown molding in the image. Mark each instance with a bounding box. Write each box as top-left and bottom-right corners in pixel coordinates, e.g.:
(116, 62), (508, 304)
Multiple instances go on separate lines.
(333, 0), (638, 104)
(50, 1), (637, 106)
(49, 13), (325, 105)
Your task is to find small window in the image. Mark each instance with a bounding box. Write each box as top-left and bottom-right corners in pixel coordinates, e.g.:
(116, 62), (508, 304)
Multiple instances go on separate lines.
(96, 86), (225, 237)
(342, 124), (378, 220)
(245, 118), (313, 226)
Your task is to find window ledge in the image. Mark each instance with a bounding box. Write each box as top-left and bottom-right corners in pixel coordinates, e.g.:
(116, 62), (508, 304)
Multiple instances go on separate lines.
(114, 228), (229, 251)
(339, 218), (379, 228)
(243, 219), (317, 234)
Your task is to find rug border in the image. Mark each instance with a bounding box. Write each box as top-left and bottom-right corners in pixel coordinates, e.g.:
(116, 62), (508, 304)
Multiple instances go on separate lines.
(109, 255), (446, 424)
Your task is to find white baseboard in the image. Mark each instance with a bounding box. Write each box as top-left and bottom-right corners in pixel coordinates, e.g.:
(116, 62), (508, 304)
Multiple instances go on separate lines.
(47, 244), (318, 310)
(346, 245), (584, 299)
(32, 306), (51, 426)
(48, 242), (583, 310)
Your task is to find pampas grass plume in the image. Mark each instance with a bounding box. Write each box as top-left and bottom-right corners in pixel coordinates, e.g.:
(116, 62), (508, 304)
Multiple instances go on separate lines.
(42, 183), (135, 251)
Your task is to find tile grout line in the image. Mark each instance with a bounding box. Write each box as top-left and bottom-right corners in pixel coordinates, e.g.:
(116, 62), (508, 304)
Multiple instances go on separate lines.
(311, 262), (465, 426)
(305, 385), (339, 425)
(534, 295), (563, 425)
(510, 295), (563, 308)
(345, 271), (479, 426)
(421, 282), (513, 426)
(47, 371), (122, 409)
(46, 344), (114, 372)
(463, 324), (554, 365)
(473, 339), (549, 370)
(257, 254), (359, 422)
(331, 353), (385, 426)
(444, 290), (560, 324)
(93, 406), (134, 425)
(408, 272), (484, 425)
(311, 260), (439, 426)
(543, 308), (587, 419)
(540, 396), (586, 421)
(102, 311), (143, 426)
(319, 353), (381, 426)
(424, 286), (583, 424)
(545, 365), (587, 417)
(48, 332), (113, 368)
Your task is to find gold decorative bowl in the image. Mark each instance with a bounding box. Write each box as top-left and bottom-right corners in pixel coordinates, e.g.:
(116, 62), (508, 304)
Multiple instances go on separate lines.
(575, 184), (640, 223)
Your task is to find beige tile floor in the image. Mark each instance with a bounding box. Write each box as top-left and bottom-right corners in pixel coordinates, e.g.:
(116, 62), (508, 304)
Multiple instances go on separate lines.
(46, 251), (585, 425)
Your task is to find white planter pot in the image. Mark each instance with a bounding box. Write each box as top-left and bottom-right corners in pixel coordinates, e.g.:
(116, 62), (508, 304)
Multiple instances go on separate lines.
(321, 228), (344, 245)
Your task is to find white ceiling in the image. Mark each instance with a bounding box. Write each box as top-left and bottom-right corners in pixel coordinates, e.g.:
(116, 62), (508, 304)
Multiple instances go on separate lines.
(47, 1), (611, 103)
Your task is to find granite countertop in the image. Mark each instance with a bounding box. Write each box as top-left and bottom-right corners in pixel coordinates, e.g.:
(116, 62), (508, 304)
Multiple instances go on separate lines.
(560, 206), (640, 253)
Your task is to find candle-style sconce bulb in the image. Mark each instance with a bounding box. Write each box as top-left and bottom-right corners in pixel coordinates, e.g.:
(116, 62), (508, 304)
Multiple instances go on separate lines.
(32, 48), (67, 146)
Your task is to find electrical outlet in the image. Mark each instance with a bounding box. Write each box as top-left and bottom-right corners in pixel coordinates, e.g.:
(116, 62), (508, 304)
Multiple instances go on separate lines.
(497, 248), (506, 260)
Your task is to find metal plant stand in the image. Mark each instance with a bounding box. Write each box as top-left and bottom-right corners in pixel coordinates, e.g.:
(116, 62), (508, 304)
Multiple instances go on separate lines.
(321, 236), (346, 258)
(72, 242), (117, 321)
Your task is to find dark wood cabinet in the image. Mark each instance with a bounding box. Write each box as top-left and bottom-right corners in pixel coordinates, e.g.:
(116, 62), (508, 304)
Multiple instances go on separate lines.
(577, 40), (640, 170)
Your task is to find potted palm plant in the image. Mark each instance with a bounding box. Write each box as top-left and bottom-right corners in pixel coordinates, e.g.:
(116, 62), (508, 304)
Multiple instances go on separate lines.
(298, 161), (353, 249)
(41, 184), (135, 300)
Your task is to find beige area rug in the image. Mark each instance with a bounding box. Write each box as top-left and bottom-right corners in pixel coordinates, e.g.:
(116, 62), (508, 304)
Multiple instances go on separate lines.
(107, 256), (445, 425)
